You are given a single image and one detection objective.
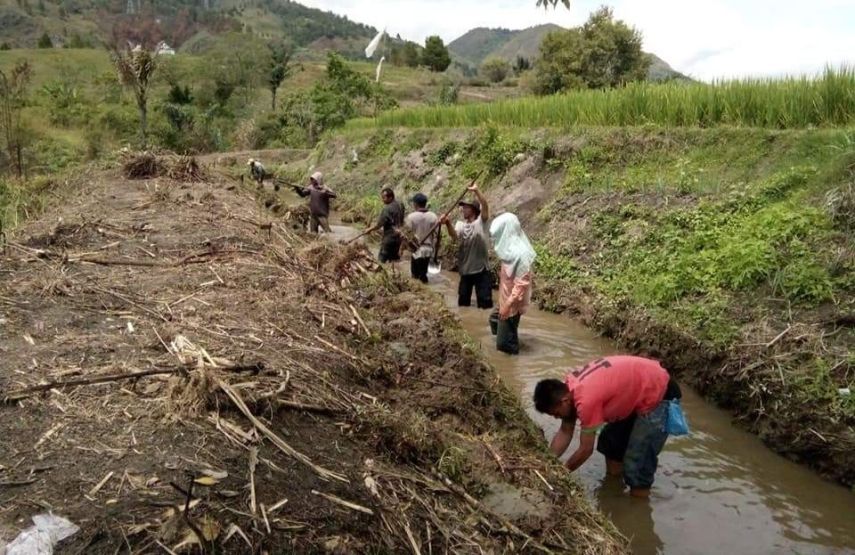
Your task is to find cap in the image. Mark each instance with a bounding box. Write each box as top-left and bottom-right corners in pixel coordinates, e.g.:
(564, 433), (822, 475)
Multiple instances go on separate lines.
(411, 192), (428, 206)
(459, 199), (481, 214)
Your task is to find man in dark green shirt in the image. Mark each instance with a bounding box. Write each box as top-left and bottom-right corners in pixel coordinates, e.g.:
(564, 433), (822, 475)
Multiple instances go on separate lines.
(361, 188), (405, 263)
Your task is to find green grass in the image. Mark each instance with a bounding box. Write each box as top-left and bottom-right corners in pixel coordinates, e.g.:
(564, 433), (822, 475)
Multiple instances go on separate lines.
(348, 66), (855, 130)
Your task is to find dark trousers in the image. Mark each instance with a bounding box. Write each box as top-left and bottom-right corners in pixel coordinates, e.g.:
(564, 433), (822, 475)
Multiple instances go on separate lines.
(458, 270), (493, 309)
(310, 214), (332, 233)
(496, 314), (521, 355)
(411, 257), (429, 283)
(379, 238), (401, 263)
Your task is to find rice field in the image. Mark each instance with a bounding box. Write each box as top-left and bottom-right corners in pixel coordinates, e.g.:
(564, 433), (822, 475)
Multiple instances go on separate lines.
(348, 66), (855, 129)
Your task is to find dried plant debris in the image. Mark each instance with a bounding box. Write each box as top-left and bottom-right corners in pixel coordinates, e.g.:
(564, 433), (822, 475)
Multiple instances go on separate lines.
(0, 174), (626, 553)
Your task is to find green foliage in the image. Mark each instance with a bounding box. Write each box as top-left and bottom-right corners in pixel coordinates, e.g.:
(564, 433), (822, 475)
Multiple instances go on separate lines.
(266, 40), (293, 111)
(1, 60), (33, 178)
(41, 78), (86, 126)
(390, 40), (422, 68)
(277, 52), (396, 146)
(350, 66), (855, 130)
(113, 47), (157, 147)
(534, 7), (648, 94)
(460, 126), (527, 178)
(36, 32), (52, 49)
(429, 140), (459, 166)
(422, 35), (451, 73)
(480, 58), (511, 84)
(436, 79), (459, 105)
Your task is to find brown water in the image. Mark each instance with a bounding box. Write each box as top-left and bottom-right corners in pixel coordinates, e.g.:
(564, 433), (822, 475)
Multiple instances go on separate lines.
(292, 199), (855, 554)
(425, 271), (855, 555)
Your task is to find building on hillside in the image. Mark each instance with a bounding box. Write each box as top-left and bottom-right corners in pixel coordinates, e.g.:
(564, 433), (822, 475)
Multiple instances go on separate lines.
(155, 42), (176, 56)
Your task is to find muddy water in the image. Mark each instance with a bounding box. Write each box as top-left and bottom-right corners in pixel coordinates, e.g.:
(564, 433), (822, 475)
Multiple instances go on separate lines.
(425, 271), (855, 555)
(285, 197), (854, 553)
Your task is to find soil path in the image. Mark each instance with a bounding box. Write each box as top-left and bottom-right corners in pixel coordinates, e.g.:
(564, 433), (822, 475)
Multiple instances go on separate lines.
(0, 170), (624, 553)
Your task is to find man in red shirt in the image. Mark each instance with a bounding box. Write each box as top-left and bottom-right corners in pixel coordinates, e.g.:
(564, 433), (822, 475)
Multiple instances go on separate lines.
(533, 355), (681, 497)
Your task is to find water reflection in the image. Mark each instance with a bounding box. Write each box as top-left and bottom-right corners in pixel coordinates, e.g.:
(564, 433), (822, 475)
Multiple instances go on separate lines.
(425, 271), (855, 554)
(295, 202), (855, 554)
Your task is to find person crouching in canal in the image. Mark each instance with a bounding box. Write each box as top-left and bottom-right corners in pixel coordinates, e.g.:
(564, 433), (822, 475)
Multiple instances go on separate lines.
(440, 183), (492, 309)
(533, 356), (682, 498)
(489, 213), (534, 355)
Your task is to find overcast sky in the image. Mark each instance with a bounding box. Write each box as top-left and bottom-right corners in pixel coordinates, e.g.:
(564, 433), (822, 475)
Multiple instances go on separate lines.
(298, 0), (855, 81)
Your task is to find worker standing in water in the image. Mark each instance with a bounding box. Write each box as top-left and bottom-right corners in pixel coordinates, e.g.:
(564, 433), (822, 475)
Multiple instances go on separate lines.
(440, 184), (492, 309)
(402, 193), (438, 283)
(489, 213), (534, 355)
(360, 188), (405, 263)
(532, 356), (683, 498)
(293, 171), (336, 234)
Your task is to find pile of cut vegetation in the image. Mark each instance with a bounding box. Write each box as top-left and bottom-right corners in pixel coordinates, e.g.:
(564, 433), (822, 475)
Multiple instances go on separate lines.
(0, 172), (623, 553)
(121, 150), (208, 182)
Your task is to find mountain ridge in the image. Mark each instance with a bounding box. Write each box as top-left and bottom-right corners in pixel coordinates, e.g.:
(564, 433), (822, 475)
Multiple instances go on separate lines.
(449, 24), (688, 81)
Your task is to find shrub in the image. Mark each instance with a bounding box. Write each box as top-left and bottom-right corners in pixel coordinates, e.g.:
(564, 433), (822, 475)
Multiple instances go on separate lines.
(480, 58), (511, 84)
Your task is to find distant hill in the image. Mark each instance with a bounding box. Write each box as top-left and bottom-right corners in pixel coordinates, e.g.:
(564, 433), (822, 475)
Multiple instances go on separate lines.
(449, 24), (688, 82)
(0, 0), (377, 55)
(448, 24), (559, 68)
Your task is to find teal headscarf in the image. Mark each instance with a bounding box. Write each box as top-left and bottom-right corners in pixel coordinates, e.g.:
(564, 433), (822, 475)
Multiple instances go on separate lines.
(489, 213), (536, 277)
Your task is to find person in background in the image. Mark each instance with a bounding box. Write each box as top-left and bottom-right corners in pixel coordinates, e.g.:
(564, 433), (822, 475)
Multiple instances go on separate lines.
(403, 192), (438, 283)
(440, 184), (492, 309)
(532, 356), (682, 498)
(489, 213), (534, 355)
(293, 171), (336, 234)
(361, 187), (405, 263)
(247, 158), (266, 186)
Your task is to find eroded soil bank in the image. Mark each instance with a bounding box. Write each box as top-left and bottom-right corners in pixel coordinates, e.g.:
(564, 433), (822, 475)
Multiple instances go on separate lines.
(0, 167), (624, 552)
(300, 126), (854, 486)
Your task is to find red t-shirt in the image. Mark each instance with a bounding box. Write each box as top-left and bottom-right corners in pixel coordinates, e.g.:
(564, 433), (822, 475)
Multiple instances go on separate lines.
(564, 356), (669, 431)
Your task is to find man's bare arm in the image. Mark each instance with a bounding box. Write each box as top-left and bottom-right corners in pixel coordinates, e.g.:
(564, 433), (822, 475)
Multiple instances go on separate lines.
(549, 418), (575, 457)
(565, 431), (595, 471)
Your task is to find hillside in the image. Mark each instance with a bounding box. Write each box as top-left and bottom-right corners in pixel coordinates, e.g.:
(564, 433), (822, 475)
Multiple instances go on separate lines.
(449, 24), (686, 81)
(0, 0), (376, 54)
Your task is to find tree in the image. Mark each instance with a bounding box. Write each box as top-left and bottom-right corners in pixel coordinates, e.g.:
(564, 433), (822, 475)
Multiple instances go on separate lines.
(480, 58), (511, 83)
(513, 56), (531, 75)
(266, 40), (293, 111)
(0, 61), (33, 179)
(401, 41), (421, 68)
(422, 36), (451, 72)
(537, 0), (570, 7)
(37, 32), (53, 49)
(533, 6), (649, 94)
(113, 48), (157, 148)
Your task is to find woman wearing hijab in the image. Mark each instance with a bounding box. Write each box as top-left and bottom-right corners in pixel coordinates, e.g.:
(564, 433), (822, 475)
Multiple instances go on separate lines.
(489, 213), (535, 355)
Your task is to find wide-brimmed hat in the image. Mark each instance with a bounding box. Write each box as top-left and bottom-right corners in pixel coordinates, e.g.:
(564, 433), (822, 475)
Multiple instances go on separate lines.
(247, 158), (256, 165)
(459, 199), (481, 214)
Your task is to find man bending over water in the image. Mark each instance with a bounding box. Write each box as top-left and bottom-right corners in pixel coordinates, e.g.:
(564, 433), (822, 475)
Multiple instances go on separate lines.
(533, 356), (681, 497)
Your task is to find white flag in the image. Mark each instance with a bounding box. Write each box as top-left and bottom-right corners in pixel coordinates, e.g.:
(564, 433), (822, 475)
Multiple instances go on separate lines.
(375, 56), (386, 82)
(365, 28), (385, 58)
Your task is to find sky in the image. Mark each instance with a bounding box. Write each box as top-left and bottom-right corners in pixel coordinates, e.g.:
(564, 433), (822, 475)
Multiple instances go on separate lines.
(298, 0), (855, 81)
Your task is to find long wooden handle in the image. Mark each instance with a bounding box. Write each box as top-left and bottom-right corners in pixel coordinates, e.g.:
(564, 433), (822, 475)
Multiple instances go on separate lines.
(417, 172), (484, 248)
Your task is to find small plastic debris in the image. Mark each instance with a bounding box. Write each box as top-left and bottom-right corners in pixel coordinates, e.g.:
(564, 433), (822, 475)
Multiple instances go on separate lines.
(839, 387), (851, 397)
(4, 513), (79, 554)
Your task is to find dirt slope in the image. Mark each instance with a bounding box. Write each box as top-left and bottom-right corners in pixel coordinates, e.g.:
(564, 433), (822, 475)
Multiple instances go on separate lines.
(0, 166), (624, 553)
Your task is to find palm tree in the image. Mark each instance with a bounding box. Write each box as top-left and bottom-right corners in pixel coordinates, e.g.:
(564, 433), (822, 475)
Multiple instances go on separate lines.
(113, 48), (157, 148)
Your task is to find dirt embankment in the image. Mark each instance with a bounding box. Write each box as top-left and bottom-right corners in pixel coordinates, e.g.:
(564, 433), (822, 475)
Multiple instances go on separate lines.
(0, 163), (624, 553)
(304, 127), (854, 486)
